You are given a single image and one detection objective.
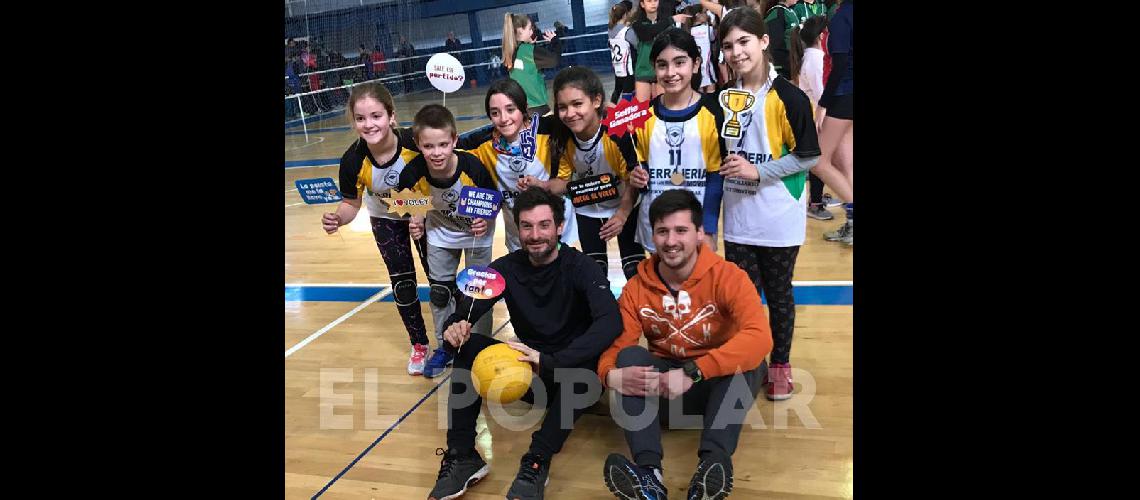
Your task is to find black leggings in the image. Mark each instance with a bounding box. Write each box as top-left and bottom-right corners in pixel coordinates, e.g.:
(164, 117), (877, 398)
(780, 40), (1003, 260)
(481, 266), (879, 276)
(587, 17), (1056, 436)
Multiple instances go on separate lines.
(611, 75), (635, 104)
(575, 212), (645, 279)
(809, 171), (824, 205)
(723, 243), (800, 364)
(370, 217), (430, 346)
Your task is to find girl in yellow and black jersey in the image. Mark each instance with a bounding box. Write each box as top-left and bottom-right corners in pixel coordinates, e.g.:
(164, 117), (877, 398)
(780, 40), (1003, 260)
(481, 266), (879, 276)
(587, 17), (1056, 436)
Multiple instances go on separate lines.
(716, 7), (823, 400)
(548, 66), (649, 279)
(319, 82), (432, 376)
(468, 78), (579, 253)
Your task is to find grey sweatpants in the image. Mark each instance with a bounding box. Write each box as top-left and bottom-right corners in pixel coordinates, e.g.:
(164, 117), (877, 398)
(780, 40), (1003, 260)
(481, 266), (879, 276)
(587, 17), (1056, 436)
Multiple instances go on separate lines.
(425, 244), (494, 345)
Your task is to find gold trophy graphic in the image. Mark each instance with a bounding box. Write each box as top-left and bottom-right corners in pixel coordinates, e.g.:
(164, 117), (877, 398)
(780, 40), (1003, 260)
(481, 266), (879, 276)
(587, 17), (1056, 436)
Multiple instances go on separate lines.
(720, 89), (756, 139)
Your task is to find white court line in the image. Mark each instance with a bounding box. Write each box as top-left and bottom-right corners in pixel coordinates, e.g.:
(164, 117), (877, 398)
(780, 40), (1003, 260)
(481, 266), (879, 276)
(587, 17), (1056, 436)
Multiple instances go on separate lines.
(285, 135), (326, 152)
(792, 280), (853, 286)
(284, 288), (393, 358)
(285, 202), (306, 208)
(286, 188), (298, 192)
(285, 281), (853, 287)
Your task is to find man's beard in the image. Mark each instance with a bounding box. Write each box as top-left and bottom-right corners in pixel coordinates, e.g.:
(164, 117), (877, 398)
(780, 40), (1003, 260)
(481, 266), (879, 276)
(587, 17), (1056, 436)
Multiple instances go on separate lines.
(525, 236), (557, 262)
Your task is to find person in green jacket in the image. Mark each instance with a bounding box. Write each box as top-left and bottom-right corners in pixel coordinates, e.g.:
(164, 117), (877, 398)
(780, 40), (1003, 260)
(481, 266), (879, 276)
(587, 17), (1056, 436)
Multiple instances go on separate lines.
(765, 0), (802, 79)
(503, 13), (560, 117)
(825, 0), (842, 20)
(630, 0), (691, 102)
(793, 0), (828, 20)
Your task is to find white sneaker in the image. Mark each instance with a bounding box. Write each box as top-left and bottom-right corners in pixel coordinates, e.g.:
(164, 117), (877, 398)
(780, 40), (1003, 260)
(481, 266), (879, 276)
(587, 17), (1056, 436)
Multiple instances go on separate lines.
(407, 343), (428, 375)
(822, 193), (843, 208)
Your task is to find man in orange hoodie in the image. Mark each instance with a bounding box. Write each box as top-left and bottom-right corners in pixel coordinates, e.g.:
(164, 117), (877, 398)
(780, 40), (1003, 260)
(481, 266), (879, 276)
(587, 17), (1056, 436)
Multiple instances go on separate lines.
(597, 189), (772, 500)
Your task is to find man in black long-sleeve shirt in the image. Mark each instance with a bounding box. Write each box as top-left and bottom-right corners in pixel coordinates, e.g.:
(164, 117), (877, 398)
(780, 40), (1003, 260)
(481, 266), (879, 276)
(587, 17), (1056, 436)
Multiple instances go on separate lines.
(427, 187), (622, 500)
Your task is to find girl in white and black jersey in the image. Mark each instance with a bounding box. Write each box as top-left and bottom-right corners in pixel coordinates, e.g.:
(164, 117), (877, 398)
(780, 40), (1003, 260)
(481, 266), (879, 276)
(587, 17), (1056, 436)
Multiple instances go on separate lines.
(699, 0), (748, 86)
(608, 1), (637, 105)
(630, 27), (726, 253)
(684, 5), (718, 93)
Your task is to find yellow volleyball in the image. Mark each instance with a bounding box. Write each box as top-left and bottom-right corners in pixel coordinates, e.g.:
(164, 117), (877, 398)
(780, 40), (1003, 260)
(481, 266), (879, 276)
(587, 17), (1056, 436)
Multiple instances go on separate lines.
(471, 343), (533, 404)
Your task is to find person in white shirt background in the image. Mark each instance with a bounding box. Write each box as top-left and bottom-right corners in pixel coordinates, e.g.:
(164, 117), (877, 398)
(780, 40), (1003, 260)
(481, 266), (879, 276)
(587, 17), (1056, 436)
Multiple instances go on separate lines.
(788, 15), (837, 222)
(790, 15), (828, 113)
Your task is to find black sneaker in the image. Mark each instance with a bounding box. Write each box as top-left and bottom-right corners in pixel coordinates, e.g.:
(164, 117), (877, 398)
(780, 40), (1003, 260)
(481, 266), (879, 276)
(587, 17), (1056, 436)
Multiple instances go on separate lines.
(603, 453), (668, 500)
(686, 454), (733, 499)
(506, 452), (550, 499)
(427, 447), (490, 500)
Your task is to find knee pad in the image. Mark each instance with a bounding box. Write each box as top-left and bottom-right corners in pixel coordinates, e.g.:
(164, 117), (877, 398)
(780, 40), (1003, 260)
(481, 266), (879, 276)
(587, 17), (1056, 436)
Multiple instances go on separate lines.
(429, 280), (456, 307)
(621, 255), (645, 279)
(392, 279), (419, 306)
(621, 262), (639, 280)
(587, 252), (607, 273)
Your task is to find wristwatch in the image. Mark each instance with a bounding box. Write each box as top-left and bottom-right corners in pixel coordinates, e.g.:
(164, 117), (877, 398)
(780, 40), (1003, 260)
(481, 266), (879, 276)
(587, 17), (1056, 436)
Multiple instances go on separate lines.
(682, 360), (703, 383)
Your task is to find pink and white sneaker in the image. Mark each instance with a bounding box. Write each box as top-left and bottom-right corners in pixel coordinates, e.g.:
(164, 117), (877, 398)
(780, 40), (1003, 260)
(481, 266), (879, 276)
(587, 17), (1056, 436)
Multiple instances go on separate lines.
(765, 362), (794, 401)
(408, 343), (428, 376)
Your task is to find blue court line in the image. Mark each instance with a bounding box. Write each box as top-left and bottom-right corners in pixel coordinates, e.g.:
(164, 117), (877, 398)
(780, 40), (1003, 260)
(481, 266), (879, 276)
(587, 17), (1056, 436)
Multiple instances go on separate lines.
(284, 286), (389, 302)
(285, 158), (340, 168)
(285, 284), (853, 305)
(310, 319), (512, 498)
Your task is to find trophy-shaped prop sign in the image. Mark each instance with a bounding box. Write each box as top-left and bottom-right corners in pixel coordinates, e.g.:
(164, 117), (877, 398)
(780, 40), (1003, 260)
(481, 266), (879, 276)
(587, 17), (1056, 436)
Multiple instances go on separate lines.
(719, 89), (756, 139)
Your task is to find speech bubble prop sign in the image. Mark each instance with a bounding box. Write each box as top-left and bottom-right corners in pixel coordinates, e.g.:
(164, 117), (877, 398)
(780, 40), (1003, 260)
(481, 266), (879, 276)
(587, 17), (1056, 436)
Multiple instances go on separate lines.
(426, 53), (466, 93)
(457, 265), (506, 300)
(385, 188), (435, 218)
(295, 178), (343, 204)
(604, 98), (651, 137)
(568, 174), (619, 208)
(456, 186), (502, 219)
